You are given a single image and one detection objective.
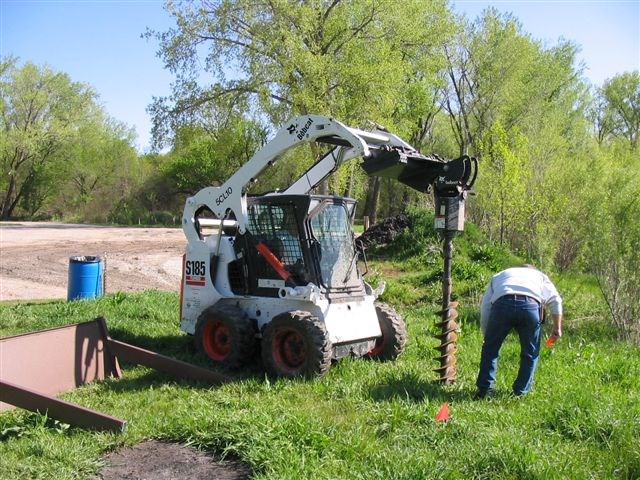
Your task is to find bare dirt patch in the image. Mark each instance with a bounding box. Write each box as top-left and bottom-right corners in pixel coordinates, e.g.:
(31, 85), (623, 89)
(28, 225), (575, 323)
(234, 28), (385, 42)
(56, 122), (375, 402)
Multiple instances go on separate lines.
(98, 440), (251, 480)
(0, 222), (186, 301)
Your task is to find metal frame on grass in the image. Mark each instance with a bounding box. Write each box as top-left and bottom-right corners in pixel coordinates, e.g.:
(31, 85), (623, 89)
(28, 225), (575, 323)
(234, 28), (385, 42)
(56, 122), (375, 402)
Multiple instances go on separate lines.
(0, 317), (229, 432)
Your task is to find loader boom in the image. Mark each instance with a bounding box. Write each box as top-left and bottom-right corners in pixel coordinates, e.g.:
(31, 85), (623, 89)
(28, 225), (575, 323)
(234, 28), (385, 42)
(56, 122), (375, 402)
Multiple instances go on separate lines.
(183, 115), (370, 240)
(183, 114), (474, 243)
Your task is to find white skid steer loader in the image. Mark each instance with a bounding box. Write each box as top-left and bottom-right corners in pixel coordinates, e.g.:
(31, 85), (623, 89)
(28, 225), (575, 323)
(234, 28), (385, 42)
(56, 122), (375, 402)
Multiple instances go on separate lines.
(180, 115), (477, 378)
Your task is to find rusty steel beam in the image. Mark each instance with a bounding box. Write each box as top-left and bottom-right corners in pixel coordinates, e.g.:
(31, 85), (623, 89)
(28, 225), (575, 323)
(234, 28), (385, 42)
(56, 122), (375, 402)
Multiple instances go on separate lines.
(0, 380), (127, 433)
(105, 338), (229, 385)
(94, 316), (229, 385)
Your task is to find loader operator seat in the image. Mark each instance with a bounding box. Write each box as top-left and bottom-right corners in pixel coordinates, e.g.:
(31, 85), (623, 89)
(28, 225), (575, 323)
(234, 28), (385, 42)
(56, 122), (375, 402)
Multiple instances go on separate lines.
(245, 200), (311, 288)
(277, 211), (303, 267)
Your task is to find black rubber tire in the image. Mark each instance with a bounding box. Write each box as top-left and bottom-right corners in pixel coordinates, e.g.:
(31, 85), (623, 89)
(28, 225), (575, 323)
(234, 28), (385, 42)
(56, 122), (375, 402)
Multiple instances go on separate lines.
(366, 303), (407, 361)
(261, 311), (332, 378)
(194, 304), (257, 369)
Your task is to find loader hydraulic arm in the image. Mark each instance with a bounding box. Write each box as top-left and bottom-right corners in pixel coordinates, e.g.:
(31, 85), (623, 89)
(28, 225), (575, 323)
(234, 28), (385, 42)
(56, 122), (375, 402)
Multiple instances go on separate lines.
(182, 114), (477, 244)
(183, 115), (373, 242)
(287, 124), (477, 196)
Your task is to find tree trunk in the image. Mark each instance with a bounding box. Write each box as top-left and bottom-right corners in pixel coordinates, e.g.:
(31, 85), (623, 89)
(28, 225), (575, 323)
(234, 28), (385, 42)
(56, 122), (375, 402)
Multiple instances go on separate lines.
(401, 189), (411, 213)
(363, 176), (381, 225)
(343, 166), (354, 199)
(1, 176), (17, 219)
(318, 180), (329, 195)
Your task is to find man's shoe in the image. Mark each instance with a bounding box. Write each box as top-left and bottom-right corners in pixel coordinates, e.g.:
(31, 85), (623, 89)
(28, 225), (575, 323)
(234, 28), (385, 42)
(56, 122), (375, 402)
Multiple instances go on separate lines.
(473, 388), (494, 400)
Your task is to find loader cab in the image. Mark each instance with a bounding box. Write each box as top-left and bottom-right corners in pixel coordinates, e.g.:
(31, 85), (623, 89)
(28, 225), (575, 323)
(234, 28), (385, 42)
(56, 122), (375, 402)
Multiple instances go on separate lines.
(231, 194), (364, 299)
(307, 196), (362, 295)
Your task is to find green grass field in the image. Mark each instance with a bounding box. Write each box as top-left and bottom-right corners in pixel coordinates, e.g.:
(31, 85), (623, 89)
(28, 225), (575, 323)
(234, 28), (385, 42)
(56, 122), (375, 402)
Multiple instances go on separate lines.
(1, 290), (638, 479)
(1, 216), (639, 479)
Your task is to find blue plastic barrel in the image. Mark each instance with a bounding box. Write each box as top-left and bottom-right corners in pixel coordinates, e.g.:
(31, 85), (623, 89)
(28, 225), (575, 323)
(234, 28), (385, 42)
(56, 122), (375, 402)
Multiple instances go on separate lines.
(67, 256), (104, 301)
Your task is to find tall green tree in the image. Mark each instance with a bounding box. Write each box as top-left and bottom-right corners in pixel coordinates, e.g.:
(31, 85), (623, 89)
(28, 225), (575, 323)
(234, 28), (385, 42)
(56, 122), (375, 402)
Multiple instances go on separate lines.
(149, 0), (452, 142)
(56, 118), (138, 221)
(0, 58), (137, 220)
(589, 87), (617, 146)
(600, 71), (640, 150)
(585, 141), (640, 343)
(163, 117), (267, 196)
(0, 59), (94, 218)
(441, 9), (583, 156)
(147, 0), (453, 214)
(475, 121), (531, 248)
(582, 73), (639, 313)
(439, 8), (589, 268)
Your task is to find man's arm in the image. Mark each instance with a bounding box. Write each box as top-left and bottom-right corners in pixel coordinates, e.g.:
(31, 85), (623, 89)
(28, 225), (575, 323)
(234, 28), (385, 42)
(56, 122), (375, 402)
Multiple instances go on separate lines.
(479, 285), (492, 336)
(542, 273), (563, 338)
(551, 314), (563, 337)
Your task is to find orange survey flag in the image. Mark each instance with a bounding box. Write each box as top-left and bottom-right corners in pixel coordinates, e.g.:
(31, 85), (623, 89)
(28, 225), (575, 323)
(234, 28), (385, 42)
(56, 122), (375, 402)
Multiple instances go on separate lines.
(545, 335), (557, 348)
(435, 403), (450, 422)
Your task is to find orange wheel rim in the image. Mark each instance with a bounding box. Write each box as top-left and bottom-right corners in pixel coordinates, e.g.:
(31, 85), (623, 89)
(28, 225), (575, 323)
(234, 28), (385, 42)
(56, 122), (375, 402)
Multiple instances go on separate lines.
(203, 320), (231, 361)
(368, 336), (384, 357)
(273, 329), (305, 372)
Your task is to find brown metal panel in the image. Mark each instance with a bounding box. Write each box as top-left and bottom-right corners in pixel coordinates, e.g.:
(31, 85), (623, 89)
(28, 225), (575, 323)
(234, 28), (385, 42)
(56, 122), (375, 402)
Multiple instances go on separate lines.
(0, 380), (127, 432)
(0, 320), (120, 411)
(0, 317), (228, 432)
(105, 338), (229, 385)
(95, 316), (122, 378)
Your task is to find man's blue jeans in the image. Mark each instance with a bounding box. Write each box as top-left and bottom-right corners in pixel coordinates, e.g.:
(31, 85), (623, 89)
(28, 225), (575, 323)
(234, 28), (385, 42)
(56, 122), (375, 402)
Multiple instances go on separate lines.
(476, 295), (542, 395)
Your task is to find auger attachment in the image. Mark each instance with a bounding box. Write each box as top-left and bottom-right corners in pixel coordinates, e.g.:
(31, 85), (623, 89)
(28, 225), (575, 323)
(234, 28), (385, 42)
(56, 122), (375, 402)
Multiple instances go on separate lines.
(433, 229), (460, 384)
(431, 155), (476, 384)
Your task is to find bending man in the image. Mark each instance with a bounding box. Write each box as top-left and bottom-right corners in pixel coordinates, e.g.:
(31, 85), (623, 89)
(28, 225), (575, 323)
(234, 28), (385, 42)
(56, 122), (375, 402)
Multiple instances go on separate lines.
(475, 264), (563, 398)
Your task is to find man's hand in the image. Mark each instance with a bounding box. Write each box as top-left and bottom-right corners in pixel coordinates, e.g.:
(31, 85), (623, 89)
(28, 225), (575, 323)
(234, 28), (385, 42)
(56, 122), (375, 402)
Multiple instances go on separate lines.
(552, 314), (563, 338)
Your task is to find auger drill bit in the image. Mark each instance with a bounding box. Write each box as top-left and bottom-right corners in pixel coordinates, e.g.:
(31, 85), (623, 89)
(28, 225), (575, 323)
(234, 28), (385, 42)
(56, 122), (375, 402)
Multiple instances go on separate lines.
(434, 230), (459, 384)
(431, 155), (476, 384)
(434, 301), (459, 383)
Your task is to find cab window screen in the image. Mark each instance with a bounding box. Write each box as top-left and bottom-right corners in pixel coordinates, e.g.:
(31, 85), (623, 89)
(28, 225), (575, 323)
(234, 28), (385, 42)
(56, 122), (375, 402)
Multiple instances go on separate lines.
(248, 204), (303, 267)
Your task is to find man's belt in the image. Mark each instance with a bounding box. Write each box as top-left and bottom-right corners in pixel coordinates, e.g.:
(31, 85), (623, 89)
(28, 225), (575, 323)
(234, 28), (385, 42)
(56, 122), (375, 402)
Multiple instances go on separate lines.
(500, 294), (540, 305)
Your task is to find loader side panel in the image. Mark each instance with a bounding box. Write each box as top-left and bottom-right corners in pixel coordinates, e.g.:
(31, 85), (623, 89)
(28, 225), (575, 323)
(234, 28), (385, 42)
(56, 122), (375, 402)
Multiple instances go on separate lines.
(181, 237), (238, 334)
(232, 294), (381, 345)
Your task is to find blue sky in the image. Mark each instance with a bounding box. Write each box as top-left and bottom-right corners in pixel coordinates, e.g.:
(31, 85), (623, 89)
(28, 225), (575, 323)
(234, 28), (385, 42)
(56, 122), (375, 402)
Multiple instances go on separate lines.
(1, 0), (638, 153)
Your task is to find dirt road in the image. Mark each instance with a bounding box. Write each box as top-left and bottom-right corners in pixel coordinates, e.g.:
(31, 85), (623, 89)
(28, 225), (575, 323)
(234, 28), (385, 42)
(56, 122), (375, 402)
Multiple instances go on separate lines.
(0, 222), (186, 301)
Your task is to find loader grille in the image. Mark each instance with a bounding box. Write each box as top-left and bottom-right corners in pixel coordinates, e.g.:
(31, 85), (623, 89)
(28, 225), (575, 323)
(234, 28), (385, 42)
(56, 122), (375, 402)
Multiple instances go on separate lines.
(227, 260), (245, 294)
